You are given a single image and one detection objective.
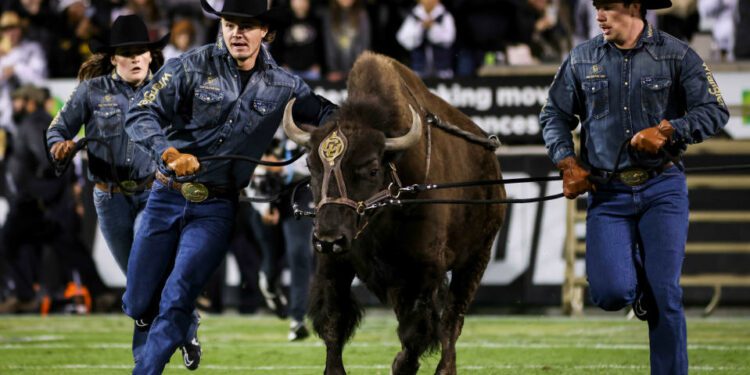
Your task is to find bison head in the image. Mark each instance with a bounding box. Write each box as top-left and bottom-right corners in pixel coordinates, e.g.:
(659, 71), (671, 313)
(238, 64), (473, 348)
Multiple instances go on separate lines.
(282, 98), (422, 254)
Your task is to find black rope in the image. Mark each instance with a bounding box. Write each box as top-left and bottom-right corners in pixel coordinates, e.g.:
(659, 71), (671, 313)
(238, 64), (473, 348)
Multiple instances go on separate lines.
(382, 193), (565, 206)
(171, 151), (307, 183)
(45, 131), (307, 198)
(425, 113), (501, 151)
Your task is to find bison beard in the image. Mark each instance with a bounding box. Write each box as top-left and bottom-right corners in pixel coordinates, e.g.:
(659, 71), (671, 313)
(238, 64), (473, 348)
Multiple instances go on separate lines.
(283, 51), (506, 375)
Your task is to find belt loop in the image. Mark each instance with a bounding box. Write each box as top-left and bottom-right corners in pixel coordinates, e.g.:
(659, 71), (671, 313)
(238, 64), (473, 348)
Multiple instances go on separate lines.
(107, 183), (113, 198)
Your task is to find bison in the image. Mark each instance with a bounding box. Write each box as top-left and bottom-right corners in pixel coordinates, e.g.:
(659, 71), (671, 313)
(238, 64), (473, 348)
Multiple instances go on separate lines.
(282, 51), (506, 375)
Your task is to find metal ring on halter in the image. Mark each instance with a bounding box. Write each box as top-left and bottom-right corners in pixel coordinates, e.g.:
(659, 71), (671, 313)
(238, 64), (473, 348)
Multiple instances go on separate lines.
(356, 202), (367, 215)
(387, 182), (401, 199)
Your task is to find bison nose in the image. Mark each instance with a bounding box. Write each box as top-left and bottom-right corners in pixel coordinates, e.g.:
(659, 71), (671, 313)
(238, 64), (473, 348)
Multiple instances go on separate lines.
(313, 234), (348, 254)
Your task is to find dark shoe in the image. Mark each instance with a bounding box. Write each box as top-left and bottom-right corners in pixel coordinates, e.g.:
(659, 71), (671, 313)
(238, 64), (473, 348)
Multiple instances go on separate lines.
(259, 272), (287, 319)
(288, 320), (310, 341)
(632, 294), (648, 321)
(180, 336), (202, 371)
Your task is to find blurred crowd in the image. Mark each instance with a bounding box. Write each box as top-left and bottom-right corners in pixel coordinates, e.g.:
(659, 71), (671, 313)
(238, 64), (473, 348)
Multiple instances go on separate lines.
(0, 0), (748, 317)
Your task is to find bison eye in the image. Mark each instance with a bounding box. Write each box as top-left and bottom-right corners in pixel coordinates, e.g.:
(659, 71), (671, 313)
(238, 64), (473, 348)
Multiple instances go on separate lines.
(369, 168), (379, 177)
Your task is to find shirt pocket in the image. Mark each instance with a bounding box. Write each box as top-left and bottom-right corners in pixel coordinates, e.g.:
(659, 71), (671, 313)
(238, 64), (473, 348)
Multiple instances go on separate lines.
(243, 99), (277, 135)
(93, 108), (123, 138)
(581, 79), (609, 120)
(640, 76), (671, 118)
(191, 88), (224, 128)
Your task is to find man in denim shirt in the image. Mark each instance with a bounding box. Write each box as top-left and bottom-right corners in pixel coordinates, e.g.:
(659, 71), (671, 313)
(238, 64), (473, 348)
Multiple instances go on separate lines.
(47, 15), (202, 370)
(122, 0), (336, 373)
(540, 0), (728, 373)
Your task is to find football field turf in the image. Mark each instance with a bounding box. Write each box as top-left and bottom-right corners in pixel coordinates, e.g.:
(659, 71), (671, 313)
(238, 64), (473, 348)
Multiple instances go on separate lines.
(0, 313), (748, 374)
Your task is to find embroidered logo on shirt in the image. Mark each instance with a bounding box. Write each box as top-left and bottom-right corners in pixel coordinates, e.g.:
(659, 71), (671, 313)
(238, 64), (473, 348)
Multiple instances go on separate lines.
(199, 76), (221, 91)
(703, 63), (725, 107)
(138, 73), (173, 107)
(586, 64), (606, 80)
(98, 94), (117, 108)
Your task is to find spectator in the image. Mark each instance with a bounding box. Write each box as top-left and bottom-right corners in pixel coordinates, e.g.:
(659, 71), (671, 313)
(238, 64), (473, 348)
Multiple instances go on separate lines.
(274, 0), (324, 80)
(110, 0), (167, 40)
(396, 0), (456, 78)
(49, 0), (97, 78)
(735, 0), (750, 59)
(321, 0), (371, 82)
(699, 0), (737, 61)
(0, 85), (107, 314)
(163, 18), (197, 61)
(451, 0), (519, 76)
(255, 137), (315, 341)
(655, 0), (699, 42)
(517, 0), (571, 64)
(0, 10), (47, 132)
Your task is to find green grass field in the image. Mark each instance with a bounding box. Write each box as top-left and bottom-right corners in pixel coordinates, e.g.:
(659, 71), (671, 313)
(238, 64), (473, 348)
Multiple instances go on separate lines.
(0, 313), (748, 374)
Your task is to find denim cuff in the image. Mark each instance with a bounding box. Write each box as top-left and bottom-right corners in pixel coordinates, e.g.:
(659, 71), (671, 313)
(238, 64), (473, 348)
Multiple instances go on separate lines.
(551, 147), (576, 166)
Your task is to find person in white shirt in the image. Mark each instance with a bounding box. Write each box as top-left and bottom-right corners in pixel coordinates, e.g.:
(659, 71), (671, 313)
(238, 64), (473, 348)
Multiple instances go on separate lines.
(0, 11), (47, 133)
(396, 0), (456, 79)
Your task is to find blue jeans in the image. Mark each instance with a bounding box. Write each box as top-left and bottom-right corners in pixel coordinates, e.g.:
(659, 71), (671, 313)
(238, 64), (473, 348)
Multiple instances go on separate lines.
(93, 187), (150, 272)
(281, 217), (313, 322)
(586, 166), (688, 375)
(122, 180), (236, 374)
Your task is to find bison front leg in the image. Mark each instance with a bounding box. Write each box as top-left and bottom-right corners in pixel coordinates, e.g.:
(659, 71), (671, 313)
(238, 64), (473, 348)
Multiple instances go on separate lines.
(309, 254), (362, 375)
(436, 255), (491, 375)
(389, 285), (445, 375)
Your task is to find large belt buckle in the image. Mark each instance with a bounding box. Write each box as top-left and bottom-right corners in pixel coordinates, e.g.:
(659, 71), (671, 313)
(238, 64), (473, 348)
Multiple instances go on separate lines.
(181, 182), (209, 203)
(120, 180), (138, 195)
(619, 168), (649, 186)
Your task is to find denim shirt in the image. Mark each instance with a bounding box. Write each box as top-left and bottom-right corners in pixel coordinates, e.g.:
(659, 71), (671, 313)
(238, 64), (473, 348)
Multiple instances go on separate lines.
(540, 23), (729, 170)
(125, 40), (336, 190)
(46, 71), (155, 183)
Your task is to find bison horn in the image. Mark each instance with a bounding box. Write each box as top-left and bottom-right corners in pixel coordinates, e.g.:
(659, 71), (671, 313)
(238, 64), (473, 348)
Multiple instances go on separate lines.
(384, 105), (422, 151)
(281, 98), (311, 147)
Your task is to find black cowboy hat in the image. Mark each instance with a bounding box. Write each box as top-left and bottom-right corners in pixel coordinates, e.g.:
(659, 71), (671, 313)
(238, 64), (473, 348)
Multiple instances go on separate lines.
(89, 14), (169, 54)
(200, 0), (285, 28)
(593, 0), (672, 10)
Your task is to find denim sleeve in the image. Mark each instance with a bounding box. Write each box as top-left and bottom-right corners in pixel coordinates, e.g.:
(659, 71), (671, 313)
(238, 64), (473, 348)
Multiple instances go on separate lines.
(125, 58), (184, 162)
(668, 49), (729, 144)
(46, 81), (90, 148)
(540, 56), (580, 165)
(291, 75), (338, 126)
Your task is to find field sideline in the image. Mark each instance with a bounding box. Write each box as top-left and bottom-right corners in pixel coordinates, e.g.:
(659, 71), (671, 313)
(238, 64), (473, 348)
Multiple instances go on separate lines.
(0, 313), (748, 374)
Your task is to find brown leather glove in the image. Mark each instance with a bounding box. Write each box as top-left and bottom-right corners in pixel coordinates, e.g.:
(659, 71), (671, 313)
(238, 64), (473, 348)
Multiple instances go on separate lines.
(50, 140), (76, 161)
(557, 156), (594, 199)
(161, 146), (200, 176)
(630, 119), (674, 154)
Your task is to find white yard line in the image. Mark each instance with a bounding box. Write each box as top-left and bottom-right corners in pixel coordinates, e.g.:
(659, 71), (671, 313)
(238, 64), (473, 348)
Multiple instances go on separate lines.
(0, 364), (745, 372)
(1, 341), (749, 351)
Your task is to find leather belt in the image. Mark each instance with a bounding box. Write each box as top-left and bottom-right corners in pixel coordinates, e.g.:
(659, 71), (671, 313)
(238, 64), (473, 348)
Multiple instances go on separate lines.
(592, 162), (674, 187)
(95, 178), (153, 194)
(155, 171), (235, 202)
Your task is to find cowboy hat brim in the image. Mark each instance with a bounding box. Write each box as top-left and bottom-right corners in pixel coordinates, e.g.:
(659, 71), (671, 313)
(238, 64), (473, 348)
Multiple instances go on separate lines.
(89, 32), (170, 55)
(200, 0), (285, 28)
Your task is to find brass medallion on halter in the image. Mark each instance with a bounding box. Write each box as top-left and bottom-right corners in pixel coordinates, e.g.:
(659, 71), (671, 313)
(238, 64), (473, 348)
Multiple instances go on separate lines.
(120, 180), (138, 195)
(618, 168), (649, 186)
(181, 182), (209, 202)
(320, 130), (346, 166)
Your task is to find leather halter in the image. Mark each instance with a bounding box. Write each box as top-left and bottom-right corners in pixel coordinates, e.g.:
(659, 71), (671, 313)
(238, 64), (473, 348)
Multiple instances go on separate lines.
(316, 129), (402, 216)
